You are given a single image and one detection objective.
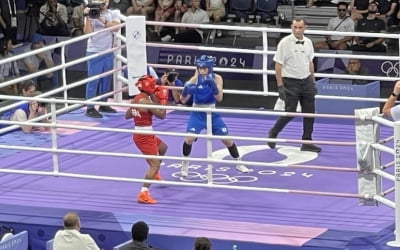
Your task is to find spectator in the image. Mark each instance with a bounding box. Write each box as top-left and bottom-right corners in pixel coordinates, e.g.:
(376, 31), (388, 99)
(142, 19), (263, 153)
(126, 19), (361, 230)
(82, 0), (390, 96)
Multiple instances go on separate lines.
(125, 76), (169, 204)
(344, 58), (369, 84)
(193, 237), (211, 250)
(18, 33), (58, 91)
(306, 0), (316, 8)
(0, 89), (50, 133)
(109, 0), (132, 15)
(349, 0), (370, 20)
(154, 0), (175, 34)
(39, 0), (69, 36)
(206, 0), (227, 39)
(351, 1), (387, 53)
(83, 0), (120, 118)
(71, 1), (85, 37)
(161, 0), (209, 43)
(0, 0), (17, 44)
(0, 37), (20, 95)
(157, 68), (187, 104)
(120, 221), (153, 250)
(174, 0), (190, 34)
(127, 0), (155, 20)
(375, 0), (397, 26)
(53, 212), (100, 250)
(267, 17), (321, 153)
(314, 2), (354, 50)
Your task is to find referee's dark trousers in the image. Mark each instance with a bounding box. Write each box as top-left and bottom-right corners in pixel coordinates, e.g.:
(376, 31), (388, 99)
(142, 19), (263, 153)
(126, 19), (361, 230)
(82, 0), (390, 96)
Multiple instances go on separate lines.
(270, 76), (317, 140)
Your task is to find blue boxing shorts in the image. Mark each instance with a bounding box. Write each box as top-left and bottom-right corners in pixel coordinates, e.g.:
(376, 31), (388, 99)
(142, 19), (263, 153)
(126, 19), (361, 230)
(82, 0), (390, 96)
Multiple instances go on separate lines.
(186, 111), (228, 135)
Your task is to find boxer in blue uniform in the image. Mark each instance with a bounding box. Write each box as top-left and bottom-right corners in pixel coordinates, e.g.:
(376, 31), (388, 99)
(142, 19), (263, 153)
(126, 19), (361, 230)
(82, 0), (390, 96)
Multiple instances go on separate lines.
(179, 55), (250, 176)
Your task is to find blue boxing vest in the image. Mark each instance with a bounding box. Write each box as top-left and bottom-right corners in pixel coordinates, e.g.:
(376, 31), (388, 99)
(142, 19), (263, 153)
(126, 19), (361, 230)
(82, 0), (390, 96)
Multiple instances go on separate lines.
(193, 74), (216, 104)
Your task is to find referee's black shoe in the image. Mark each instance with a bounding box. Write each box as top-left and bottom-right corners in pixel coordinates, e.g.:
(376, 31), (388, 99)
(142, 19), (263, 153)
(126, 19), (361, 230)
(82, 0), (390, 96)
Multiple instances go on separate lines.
(267, 130), (277, 149)
(301, 144), (321, 153)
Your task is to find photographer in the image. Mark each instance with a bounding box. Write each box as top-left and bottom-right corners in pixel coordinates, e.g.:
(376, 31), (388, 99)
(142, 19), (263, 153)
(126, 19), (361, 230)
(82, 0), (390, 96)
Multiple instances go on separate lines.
(0, 90), (50, 133)
(83, 0), (120, 118)
(157, 69), (191, 105)
(39, 0), (69, 36)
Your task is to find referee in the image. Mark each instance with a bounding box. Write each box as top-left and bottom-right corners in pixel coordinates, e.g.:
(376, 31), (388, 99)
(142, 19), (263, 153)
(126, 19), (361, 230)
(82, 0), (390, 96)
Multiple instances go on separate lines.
(268, 17), (321, 153)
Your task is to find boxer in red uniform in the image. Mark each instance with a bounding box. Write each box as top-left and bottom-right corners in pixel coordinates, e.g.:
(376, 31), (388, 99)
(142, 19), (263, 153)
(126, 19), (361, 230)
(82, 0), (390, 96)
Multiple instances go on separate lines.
(125, 75), (169, 204)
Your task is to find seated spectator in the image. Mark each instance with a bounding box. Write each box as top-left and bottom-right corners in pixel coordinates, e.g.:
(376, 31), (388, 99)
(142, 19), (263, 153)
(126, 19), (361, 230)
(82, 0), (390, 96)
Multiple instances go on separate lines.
(0, 90), (50, 133)
(306, 0), (316, 8)
(314, 2), (354, 50)
(193, 237), (211, 250)
(206, 0), (227, 39)
(127, 0), (155, 20)
(156, 68), (188, 104)
(344, 58), (369, 84)
(349, 0), (369, 20)
(174, 0), (190, 34)
(53, 212), (100, 250)
(120, 221), (153, 250)
(109, 0), (132, 15)
(18, 33), (58, 91)
(39, 0), (70, 36)
(154, 0), (175, 34)
(375, 0), (397, 27)
(351, 1), (387, 53)
(71, 1), (84, 37)
(161, 0), (209, 43)
(0, 37), (20, 95)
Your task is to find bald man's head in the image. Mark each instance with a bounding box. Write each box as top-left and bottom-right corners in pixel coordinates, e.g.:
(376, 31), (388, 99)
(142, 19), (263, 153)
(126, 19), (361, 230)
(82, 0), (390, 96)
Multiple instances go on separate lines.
(63, 212), (80, 230)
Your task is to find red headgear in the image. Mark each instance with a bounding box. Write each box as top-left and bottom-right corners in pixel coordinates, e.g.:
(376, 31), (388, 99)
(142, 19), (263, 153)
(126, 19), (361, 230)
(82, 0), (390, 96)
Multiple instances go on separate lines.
(135, 75), (156, 94)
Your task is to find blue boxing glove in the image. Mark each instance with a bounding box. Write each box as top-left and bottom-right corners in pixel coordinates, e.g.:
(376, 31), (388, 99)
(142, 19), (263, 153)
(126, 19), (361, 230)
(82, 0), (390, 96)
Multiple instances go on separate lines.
(203, 75), (219, 95)
(209, 80), (219, 95)
(181, 83), (197, 97)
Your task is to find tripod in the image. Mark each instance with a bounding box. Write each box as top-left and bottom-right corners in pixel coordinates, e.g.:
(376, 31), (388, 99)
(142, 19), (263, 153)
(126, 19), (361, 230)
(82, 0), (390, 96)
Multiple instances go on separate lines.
(23, 3), (39, 42)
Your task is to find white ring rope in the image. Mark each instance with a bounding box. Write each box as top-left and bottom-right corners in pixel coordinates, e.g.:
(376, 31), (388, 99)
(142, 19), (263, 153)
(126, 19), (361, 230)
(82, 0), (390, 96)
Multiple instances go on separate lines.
(0, 16), (399, 245)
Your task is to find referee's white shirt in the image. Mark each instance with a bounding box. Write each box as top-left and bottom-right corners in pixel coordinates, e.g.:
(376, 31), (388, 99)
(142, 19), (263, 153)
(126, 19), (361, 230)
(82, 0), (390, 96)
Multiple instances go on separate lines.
(391, 105), (400, 121)
(53, 229), (100, 250)
(273, 34), (314, 79)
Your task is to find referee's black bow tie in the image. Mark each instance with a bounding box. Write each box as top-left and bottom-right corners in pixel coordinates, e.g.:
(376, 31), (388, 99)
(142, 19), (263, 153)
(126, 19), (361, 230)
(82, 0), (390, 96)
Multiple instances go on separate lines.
(296, 40), (304, 45)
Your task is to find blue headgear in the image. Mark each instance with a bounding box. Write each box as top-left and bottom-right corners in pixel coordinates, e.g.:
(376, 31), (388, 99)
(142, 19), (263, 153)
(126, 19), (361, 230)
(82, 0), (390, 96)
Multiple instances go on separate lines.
(195, 55), (214, 74)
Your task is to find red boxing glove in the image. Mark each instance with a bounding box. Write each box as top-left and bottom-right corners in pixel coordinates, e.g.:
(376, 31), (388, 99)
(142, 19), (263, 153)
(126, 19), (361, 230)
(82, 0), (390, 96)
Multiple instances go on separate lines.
(154, 86), (169, 105)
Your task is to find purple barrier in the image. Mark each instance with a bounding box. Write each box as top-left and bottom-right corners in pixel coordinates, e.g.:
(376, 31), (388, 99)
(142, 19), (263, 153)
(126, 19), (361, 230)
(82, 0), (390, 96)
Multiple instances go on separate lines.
(316, 78), (380, 115)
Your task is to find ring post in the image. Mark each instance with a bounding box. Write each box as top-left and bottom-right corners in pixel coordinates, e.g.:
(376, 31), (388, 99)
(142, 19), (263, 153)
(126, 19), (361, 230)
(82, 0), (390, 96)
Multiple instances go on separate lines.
(387, 121), (400, 247)
(206, 108), (213, 184)
(50, 100), (59, 174)
(113, 9), (122, 103)
(125, 15), (147, 96)
(355, 108), (381, 206)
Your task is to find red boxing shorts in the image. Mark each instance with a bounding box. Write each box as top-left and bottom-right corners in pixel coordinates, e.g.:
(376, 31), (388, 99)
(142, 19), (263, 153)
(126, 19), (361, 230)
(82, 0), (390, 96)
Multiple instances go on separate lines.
(133, 134), (162, 155)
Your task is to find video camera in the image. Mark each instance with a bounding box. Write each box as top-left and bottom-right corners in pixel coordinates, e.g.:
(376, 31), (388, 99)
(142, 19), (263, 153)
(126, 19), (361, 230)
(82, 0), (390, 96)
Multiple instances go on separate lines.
(166, 70), (179, 83)
(85, 0), (105, 19)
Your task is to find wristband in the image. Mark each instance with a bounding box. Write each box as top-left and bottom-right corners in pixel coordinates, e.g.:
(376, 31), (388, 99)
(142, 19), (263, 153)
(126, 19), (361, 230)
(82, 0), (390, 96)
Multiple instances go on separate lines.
(392, 92), (399, 97)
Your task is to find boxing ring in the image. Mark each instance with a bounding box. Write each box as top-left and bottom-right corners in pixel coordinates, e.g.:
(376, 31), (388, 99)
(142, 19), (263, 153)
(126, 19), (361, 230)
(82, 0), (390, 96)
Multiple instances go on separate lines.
(0, 15), (400, 249)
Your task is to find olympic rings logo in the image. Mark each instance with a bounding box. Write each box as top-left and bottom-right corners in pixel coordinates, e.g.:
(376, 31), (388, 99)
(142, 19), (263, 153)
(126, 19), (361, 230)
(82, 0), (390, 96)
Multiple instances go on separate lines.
(381, 61), (400, 77)
(131, 30), (141, 40)
(167, 145), (318, 185)
(171, 171), (258, 184)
